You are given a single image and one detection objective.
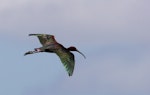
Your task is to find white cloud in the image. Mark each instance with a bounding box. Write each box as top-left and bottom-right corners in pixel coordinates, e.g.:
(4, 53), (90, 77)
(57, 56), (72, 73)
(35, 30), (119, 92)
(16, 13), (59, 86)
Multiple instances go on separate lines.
(1, 0), (150, 46)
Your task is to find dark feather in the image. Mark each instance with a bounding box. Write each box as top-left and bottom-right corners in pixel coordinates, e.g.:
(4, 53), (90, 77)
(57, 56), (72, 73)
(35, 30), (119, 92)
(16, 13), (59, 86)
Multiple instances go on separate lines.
(55, 45), (75, 76)
(29, 34), (55, 46)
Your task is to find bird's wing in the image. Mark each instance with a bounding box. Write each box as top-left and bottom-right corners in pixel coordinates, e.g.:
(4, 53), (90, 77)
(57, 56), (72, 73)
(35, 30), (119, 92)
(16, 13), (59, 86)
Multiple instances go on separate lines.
(29, 34), (56, 46)
(56, 48), (75, 76)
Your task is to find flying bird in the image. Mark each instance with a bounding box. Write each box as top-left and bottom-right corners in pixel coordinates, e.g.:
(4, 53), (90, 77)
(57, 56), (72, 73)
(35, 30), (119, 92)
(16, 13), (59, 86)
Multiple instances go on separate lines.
(24, 34), (86, 76)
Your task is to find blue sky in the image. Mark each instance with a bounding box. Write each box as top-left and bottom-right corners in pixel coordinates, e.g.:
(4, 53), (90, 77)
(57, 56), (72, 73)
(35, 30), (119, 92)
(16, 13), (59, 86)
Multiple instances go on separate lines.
(0, 0), (150, 95)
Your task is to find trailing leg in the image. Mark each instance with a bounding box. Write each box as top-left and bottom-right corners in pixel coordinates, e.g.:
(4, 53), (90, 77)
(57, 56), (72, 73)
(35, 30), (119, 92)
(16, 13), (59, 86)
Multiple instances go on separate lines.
(24, 50), (39, 56)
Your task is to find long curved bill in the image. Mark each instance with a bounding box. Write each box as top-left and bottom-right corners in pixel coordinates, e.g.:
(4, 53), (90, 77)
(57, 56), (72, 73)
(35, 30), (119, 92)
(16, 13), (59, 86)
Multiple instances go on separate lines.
(76, 50), (86, 59)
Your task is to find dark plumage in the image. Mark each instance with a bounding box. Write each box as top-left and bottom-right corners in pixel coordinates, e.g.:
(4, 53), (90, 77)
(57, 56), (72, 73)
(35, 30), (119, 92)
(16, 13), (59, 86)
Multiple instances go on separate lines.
(24, 34), (86, 76)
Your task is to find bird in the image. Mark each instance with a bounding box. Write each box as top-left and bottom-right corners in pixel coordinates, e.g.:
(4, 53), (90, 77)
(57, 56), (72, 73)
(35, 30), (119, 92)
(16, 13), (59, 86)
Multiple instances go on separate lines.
(24, 34), (86, 76)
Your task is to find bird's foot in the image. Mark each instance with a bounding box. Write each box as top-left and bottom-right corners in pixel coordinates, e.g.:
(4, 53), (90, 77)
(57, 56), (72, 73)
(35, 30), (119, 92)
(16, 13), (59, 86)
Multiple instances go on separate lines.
(24, 51), (34, 56)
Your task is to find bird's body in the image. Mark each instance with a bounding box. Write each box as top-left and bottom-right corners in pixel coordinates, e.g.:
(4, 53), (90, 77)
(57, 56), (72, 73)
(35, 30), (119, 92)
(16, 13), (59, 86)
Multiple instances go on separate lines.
(24, 34), (85, 76)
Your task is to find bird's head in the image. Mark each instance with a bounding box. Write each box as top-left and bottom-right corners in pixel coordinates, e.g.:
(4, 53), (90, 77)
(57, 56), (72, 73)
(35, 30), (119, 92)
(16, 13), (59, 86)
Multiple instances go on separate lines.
(67, 46), (86, 59)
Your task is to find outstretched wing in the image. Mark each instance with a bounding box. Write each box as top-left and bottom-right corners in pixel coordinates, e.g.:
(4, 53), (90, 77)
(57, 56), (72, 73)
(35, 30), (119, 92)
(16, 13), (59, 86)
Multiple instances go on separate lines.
(29, 34), (56, 46)
(56, 47), (75, 76)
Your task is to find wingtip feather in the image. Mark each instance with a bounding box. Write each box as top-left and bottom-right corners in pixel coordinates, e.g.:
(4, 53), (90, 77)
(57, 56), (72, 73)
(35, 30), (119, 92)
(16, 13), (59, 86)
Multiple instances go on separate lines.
(69, 73), (72, 76)
(29, 34), (36, 36)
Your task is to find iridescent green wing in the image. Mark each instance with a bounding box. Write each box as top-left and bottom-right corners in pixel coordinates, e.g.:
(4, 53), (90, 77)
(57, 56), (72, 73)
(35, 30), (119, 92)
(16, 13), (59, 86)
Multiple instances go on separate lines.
(29, 34), (55, 46)
(56, 48), (75, 76)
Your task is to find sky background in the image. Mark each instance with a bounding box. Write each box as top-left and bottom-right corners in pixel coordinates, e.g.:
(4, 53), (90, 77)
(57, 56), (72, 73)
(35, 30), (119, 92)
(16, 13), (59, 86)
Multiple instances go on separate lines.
(0, 0), (150, 95)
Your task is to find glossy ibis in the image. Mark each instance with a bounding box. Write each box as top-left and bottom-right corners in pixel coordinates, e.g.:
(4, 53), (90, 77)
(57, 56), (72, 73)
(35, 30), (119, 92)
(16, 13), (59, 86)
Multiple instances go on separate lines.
(24, 34), (86, 76)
